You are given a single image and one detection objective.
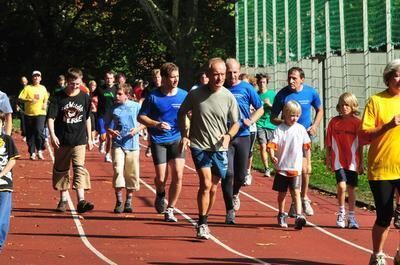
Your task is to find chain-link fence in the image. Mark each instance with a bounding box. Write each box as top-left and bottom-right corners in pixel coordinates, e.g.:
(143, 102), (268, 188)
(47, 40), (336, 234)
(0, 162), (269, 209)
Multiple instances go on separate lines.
(236, 0), (400, 146)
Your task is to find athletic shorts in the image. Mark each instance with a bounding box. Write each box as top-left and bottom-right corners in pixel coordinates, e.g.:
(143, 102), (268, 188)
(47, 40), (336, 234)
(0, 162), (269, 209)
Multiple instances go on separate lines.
(98, 116), (111, 135)
(272, 173), (302, 192)
(335, 168), (358, 187)
(369, 179), (400, 227)
(151, 140), (185, 165)
(257, 128), (274, 144)
(190, 147), (228, 179)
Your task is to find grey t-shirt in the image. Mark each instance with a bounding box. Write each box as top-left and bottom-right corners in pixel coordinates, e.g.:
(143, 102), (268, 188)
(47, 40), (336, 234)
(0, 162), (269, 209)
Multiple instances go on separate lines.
(179, 85), (239, 151)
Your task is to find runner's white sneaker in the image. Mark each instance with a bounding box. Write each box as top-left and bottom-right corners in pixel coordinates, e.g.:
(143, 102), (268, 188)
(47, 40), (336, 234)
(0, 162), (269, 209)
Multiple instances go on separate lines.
(233, 194), (240, 211)
(336, 212), (346, 228)
(196, 224), (210, 239)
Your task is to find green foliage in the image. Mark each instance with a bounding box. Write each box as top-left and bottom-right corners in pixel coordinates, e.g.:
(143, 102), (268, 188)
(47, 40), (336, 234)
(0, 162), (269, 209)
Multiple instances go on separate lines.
(0, 0), (235, 94)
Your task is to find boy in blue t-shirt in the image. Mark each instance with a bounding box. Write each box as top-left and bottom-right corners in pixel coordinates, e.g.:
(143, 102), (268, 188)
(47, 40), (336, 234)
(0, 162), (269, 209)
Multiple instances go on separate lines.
(108, 84), (145, 213)
(0, 112), (20, 253)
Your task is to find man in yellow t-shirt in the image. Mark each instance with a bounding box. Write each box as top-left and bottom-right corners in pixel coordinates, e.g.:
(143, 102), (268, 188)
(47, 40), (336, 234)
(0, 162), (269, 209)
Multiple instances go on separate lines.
(18, 71), (49, 160)
(360, 59), (400, 265)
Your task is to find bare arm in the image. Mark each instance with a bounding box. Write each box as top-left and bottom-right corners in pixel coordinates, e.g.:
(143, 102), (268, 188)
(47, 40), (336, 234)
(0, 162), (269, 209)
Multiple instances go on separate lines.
(0, 159), (16, 177)
(47, 118), (59, 148)
(308, 106), (324, 136)
(138, 115), (171, 130)
(243, 106), (264, 127)
(86, 116), (93, 150)
(4, 113), (12, 135)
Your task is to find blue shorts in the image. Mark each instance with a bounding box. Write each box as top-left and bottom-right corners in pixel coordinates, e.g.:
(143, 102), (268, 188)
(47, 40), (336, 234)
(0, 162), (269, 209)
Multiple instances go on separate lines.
(335, 168), (358, 187)
(98, 116), (111, 135)
(190, 148), (228, 179)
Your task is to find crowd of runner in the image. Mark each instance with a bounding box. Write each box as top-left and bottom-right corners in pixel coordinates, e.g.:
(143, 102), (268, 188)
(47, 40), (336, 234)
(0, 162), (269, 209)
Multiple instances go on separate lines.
(0, 57), (399, 265)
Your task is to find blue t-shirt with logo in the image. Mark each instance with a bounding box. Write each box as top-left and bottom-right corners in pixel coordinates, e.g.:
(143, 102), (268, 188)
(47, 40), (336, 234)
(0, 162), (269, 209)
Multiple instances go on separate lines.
(139, 88), (187, 144)
(109, 100), (141, 151)
(228, 81), (263, 137)
(271, 84), (322, 129)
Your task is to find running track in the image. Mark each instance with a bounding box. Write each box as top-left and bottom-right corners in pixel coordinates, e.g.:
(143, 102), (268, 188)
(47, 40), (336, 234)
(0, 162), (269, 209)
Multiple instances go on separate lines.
(0, 134), (398, 264)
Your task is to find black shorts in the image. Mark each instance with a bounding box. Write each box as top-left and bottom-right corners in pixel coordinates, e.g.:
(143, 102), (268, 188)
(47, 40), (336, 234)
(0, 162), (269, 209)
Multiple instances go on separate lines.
(272, 173), (302, 192)
(335, 168), (358, 187)
(369, 179), (400, 227)
(151, 140), (185, 165)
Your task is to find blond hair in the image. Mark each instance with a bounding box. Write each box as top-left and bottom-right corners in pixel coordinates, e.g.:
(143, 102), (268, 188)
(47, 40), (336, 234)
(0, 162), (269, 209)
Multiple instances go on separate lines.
(282, 100), (302, 119)
(336, 92), (360, 116)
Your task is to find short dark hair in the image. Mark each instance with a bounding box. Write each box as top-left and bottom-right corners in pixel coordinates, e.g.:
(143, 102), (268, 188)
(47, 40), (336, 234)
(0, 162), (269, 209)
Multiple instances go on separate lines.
(160, 63), (179, 77)
(288, 67), (305, 79)
(65, 68), (83, 81)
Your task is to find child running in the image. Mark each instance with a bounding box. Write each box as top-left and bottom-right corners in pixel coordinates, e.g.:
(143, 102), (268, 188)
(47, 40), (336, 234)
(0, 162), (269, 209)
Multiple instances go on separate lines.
(108, 84), (145, 213)
(0, 112), (20, 253)
(326, 92), (363, 229)
(268, 100), (310, 229)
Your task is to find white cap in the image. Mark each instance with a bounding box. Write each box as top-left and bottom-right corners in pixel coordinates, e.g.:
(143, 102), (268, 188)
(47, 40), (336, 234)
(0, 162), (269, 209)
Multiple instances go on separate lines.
(32, 70), (41, 76)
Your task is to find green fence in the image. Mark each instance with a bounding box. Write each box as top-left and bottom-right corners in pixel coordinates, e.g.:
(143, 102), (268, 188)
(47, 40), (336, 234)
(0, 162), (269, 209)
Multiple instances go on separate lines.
(236, 0), (400, 67)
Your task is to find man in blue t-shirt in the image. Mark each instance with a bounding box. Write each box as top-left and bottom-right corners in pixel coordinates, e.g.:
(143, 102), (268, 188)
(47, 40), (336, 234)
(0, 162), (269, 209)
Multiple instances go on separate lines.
(138, 62), (187, 223)
(222, 58), (264, 224)
(271, 66), (323, 217)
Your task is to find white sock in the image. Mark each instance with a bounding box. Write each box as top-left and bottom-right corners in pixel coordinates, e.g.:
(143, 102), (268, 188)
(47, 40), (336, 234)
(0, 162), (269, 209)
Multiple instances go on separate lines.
(76, 189), (85, 202)
(60, 190), (68, 202)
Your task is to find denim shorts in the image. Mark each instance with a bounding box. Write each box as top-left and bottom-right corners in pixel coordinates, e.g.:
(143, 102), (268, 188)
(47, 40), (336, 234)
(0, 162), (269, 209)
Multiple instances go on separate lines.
(190, 148), (228, 179)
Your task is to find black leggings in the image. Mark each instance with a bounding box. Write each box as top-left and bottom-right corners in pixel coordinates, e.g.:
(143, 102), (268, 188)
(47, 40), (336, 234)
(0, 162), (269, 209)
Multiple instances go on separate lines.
(221, 136), (250, 211)
(369, 179), (400, 227)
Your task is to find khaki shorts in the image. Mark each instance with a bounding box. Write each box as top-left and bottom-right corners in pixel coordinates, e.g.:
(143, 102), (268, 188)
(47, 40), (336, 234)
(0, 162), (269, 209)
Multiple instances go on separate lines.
(112, 147), (140, 190)
(52, 145), (91, 191)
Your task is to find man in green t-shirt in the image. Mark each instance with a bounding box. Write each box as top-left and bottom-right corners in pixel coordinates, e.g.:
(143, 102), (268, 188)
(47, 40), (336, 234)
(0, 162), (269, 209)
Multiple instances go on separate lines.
(255, 73), (276, 177)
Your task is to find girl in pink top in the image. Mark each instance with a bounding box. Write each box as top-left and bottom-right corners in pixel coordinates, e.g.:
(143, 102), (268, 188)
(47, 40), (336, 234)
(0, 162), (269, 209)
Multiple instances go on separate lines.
(326, 92), (364, 229)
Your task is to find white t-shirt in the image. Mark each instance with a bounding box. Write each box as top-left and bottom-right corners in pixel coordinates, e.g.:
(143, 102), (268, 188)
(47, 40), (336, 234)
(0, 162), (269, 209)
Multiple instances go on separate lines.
(269, 122), (311, 176)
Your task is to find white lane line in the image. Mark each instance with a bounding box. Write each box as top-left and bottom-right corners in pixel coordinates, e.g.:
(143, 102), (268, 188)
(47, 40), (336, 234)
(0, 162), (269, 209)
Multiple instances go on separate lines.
(49, 145), (117, 265)
(139, 179), (269, 265)
(66, 193), (118, 265)
(182, 163), (392, 258)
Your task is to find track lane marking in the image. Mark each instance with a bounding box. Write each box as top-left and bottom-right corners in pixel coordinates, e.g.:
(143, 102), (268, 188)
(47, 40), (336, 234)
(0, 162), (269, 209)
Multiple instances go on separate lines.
(181, 162), (397, 259)
(139, 179), (269, 265)
(49, 146), (117, 265)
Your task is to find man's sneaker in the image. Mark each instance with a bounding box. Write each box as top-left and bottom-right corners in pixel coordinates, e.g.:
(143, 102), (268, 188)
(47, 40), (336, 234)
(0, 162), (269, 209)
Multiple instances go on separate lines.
(56, 200), (67, 212)
(164, 207), (178, 222)
(295, 214), (307, 230)
(347, 215), (359, 229)
(105, 153), (112, 163)
(196, 224), (210, 239)
(288, 202), (296, 218)
(30, 153), (37, 160)
(243, 174), (252, 186)
(123, 202), (133, 213)
(145, 147), (152, 157)
(225, 209), (236, 224)
(394, 208), (400, 229)
(77, 200), (94, 213)
(336, 212), (346, 228)
(264, 168), (272, 177)
(233, 194), (240, 211)
(114, 201), (123, 213)
(277, 212), (288, 228)
(37, 150), (44, 160)
(368, 253), (387, 265)
(302, 199), (314, 216)
(154, 194), (167, 214)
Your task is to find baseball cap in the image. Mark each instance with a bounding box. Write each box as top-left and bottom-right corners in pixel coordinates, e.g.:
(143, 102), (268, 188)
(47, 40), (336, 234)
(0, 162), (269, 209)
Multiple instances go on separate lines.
(32, 70), (41, 76)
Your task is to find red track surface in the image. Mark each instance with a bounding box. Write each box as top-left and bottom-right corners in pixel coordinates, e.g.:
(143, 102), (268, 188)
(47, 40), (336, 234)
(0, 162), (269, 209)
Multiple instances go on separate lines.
(0, 134), (398, 264)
